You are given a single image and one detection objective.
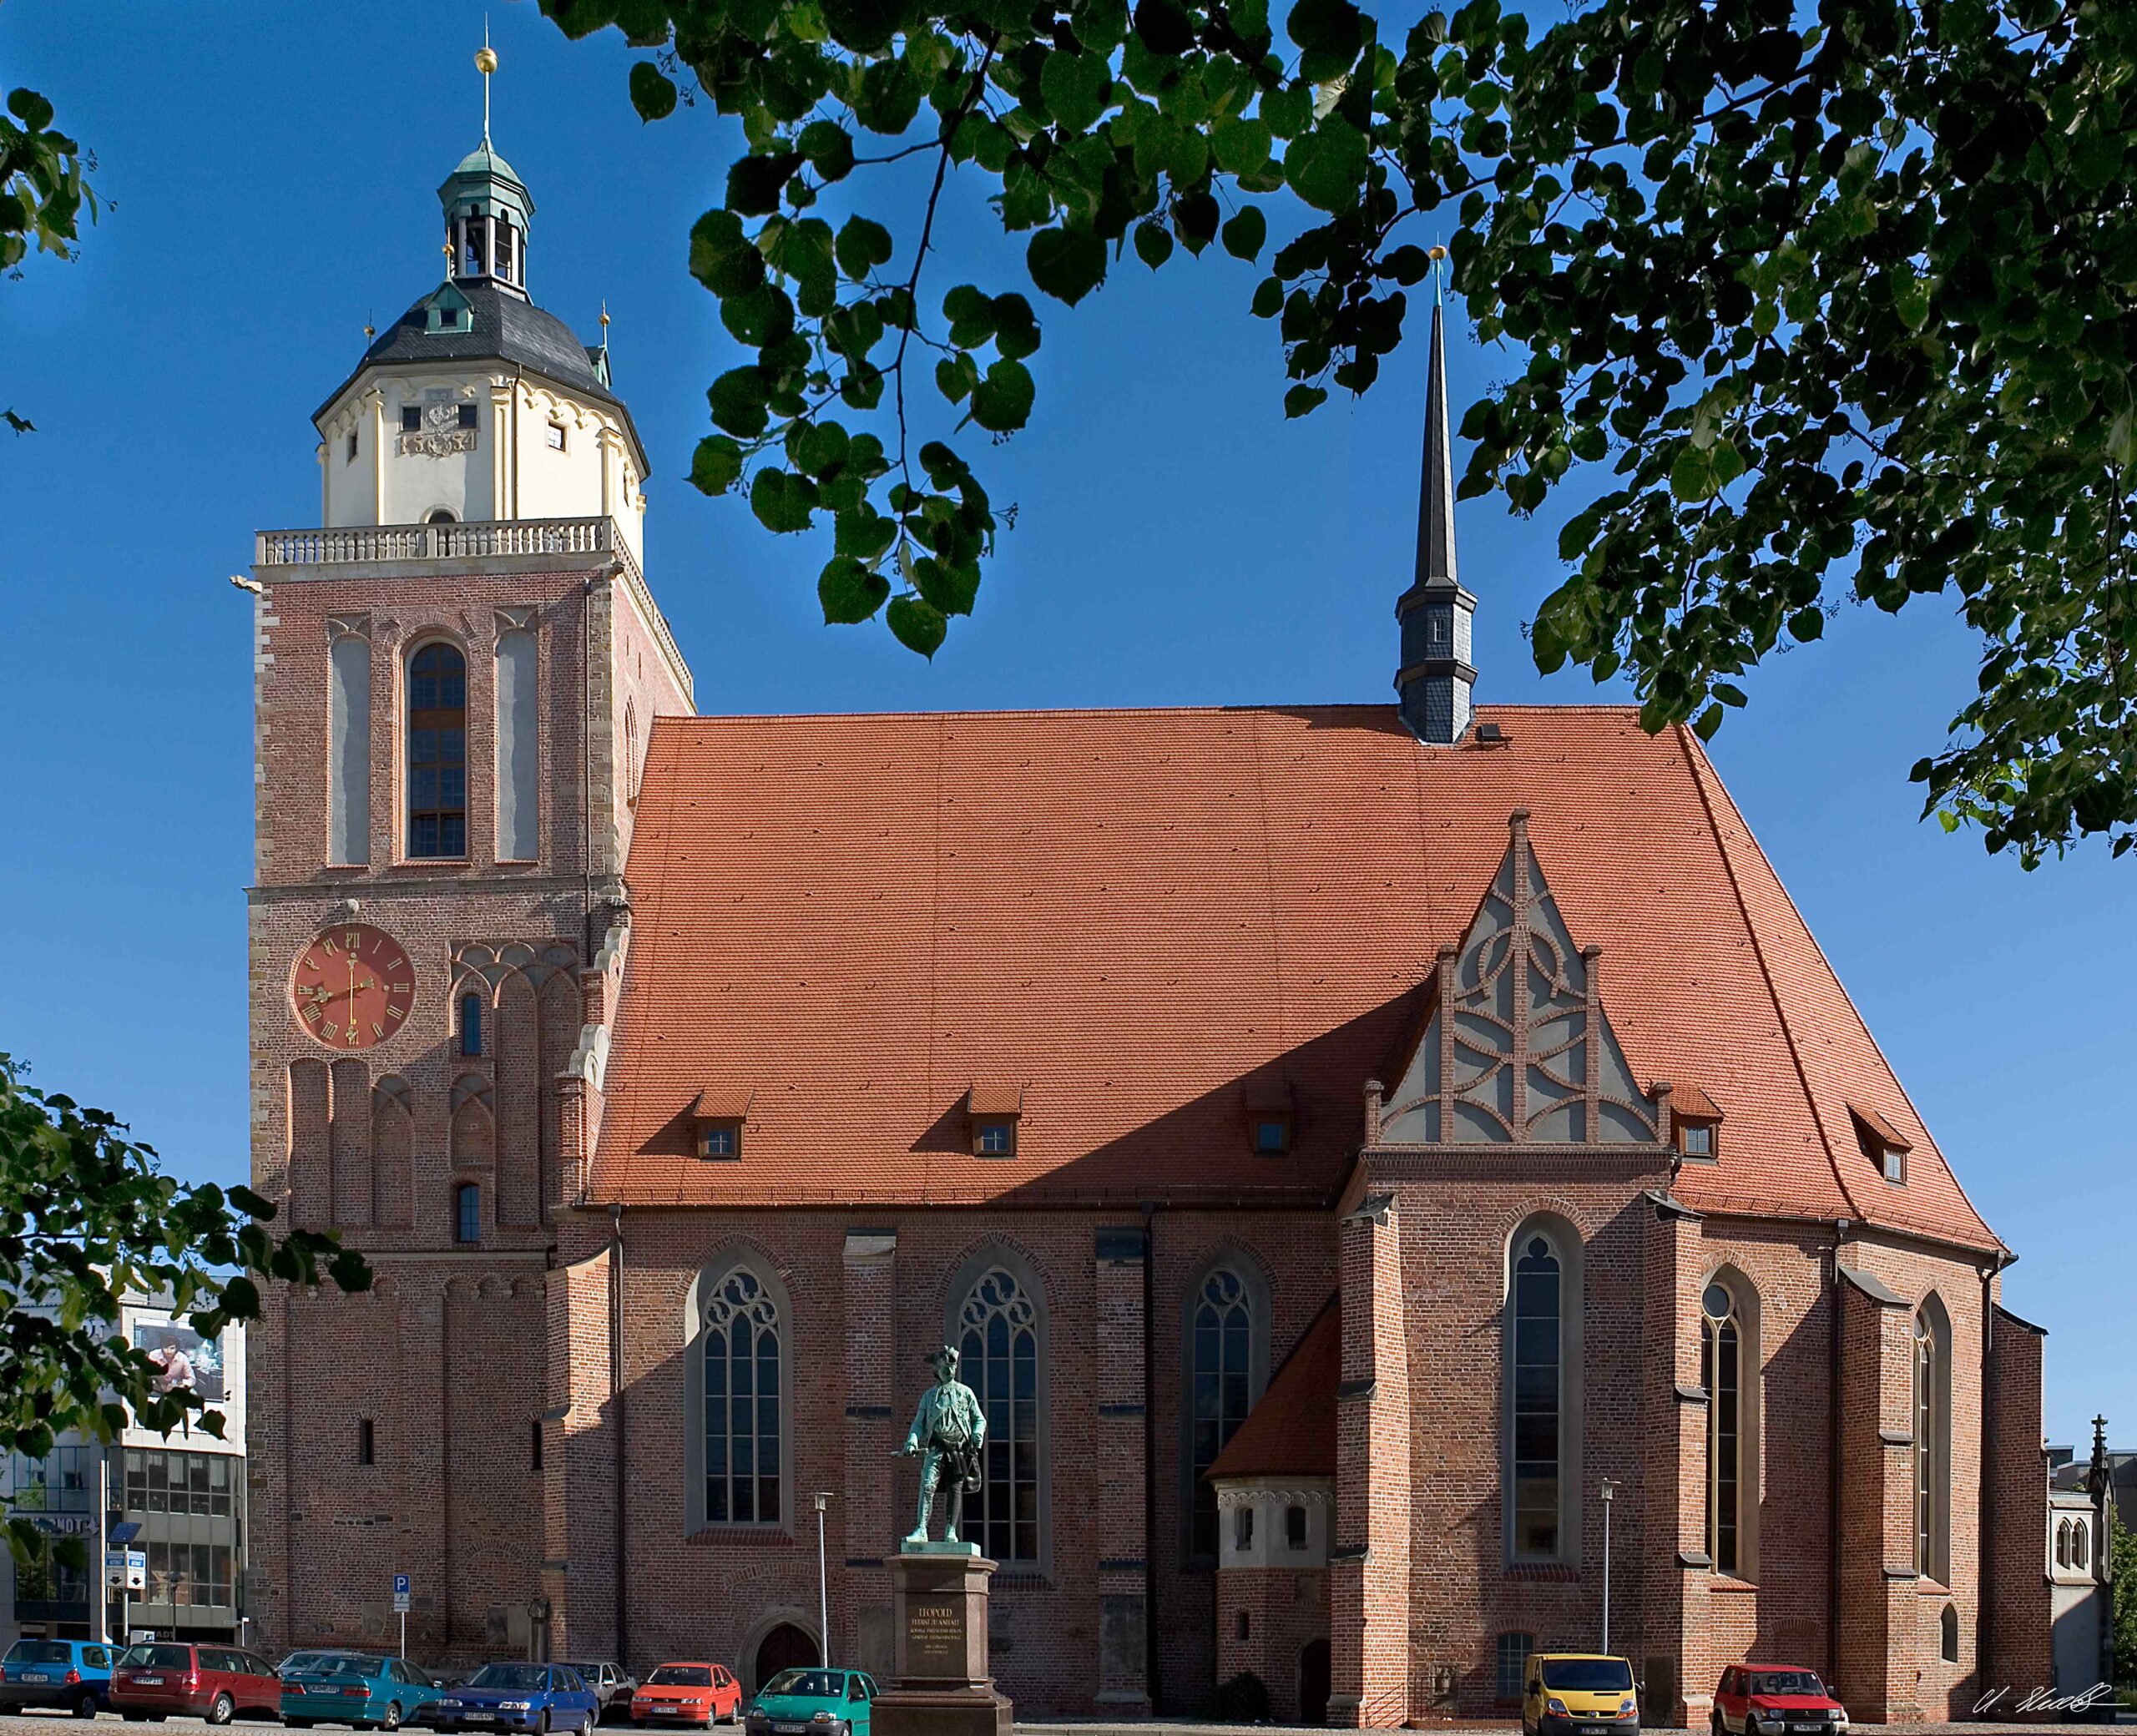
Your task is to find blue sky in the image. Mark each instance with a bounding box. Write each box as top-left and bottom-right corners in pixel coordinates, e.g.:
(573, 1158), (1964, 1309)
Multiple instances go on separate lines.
(0, 3), (2128, 1446)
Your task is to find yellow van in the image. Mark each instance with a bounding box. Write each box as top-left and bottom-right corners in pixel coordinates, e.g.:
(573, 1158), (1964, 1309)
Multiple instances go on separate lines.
(1522, 1653), (1640, 1736)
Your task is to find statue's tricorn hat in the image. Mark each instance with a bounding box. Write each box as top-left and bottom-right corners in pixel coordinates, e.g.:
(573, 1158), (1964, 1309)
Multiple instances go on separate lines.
(924, 1342), (960, 1369)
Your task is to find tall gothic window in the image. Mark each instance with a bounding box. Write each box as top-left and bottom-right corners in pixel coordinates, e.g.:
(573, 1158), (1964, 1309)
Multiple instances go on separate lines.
(1508, 1234), (1564, 1560)
(703, 1268), (783, 1526)
(1189, 1269), (1254, 1559)
(957, 1266), (1038, 1563)
(1701, 1280), (1743, 1574)
(407, 643), (467, 858)
(1914, 1299), (1951, 1582)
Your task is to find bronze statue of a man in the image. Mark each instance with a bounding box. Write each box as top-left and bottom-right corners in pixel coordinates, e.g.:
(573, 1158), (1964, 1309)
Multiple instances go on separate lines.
(898, 1343), (987, 1547)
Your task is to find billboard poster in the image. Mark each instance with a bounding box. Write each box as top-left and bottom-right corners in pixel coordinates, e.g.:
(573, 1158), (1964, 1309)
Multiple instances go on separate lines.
(134, 1319), (227, 1405)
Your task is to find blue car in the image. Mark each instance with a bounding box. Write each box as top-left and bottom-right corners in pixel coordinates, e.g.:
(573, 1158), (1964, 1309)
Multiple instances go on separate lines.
(0, 1638), (116, 1718)
(281, 1651), (447, 1730)
(430, 1663), (601, 1733)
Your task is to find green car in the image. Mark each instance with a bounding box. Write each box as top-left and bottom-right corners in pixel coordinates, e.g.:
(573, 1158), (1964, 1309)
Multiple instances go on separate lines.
(741, 1668), (877, 1736)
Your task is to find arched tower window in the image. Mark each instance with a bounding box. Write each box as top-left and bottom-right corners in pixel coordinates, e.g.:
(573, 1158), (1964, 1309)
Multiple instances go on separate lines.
(454, 1182), (480, 1244)
(2074, 1521), (2089, 1572)
(458, 992), (483, 1057)
(1701, 1279), (1745, 1574)
(955, 1264), (1041, 1564)
(2055, 1519), (2071, 1569)
(700, 1266), (784, 1526)
(1914, 1297), (1953, 1582)
(1939, 1602), (1959, 1663)
(407, 643), (467, 859)
(1504, 1217), (1582, 1563)
(1187, 1268), (1256, 1559)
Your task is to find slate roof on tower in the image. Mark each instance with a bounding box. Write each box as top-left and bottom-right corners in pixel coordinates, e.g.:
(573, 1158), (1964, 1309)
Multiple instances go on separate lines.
(313, 280), (646, 463)
(588, 701), (2000, 1255)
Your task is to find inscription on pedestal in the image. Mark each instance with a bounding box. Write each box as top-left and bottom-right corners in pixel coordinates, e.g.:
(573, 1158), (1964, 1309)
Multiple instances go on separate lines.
(906, 1597), (966, 1677)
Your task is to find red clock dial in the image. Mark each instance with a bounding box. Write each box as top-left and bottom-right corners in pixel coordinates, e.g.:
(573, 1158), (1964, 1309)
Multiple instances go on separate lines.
(290, 924), (416, 1051)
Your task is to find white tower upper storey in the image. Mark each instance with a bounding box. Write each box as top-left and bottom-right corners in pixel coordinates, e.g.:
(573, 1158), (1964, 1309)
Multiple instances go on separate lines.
(308, 92), (649, 568)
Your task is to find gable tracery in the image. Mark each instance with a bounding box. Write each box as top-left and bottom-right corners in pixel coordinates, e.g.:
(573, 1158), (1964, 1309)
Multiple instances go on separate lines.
(1381, 811), (1662, 1147)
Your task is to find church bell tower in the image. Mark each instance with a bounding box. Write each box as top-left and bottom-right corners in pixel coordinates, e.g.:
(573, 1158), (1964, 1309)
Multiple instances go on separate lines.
(241, 44), (692, 1660)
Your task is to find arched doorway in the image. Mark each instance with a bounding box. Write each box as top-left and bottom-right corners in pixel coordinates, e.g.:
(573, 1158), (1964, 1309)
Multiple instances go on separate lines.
(1299, 1637), (1331, 1726)
(753, 1622), (819, 1693)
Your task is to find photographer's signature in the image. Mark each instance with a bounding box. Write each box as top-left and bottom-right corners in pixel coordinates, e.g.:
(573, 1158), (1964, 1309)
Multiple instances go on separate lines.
(1973, 1682), (2118, 1716)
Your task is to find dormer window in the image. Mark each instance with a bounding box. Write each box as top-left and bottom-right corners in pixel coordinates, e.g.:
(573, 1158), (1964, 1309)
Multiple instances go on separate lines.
(1243, 1083), (1294, 1155)
(1850, 1103), (1912, 1185)
(457, 403), (478, 431)
(967, 1082), (1023, 1156)
(1667, 1082), (1724, 1162)
(402, 406), (422, 433)
(690, 1088), (752, 1161)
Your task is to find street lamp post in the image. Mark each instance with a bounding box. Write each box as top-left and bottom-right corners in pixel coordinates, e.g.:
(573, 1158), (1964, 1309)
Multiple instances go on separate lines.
(812, 1492), (833, 1666)
(1599, 1478), (1622, 1654)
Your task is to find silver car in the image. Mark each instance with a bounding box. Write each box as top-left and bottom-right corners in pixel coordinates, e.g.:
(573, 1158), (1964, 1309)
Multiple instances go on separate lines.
(561, 1663), (635, 1725)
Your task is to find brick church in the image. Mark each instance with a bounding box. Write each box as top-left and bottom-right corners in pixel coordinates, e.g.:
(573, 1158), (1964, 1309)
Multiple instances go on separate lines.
(245, 104), (2064, 1727)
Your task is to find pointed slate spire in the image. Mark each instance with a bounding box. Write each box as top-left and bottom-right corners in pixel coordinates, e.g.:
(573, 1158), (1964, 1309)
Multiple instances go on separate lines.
(1415, 281), (1458, 588)
(1395, 251), (1478, 745)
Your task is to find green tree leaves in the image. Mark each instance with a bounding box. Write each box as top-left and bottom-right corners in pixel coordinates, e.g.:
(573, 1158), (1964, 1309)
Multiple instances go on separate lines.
(3, 88), (96, 446)
(0, 1055), (369, 1567)
(553, 0), (2137, 864)
(629, 61), (678, 121)
(1026, 227), (1109, 305)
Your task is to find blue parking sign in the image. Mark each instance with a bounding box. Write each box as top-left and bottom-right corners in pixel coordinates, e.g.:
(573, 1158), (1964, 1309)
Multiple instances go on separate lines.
(392, 1572), (411, 1611)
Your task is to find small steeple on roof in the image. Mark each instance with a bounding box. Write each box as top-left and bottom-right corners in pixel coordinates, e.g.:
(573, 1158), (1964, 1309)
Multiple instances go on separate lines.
(1393, 250), (1479, 745)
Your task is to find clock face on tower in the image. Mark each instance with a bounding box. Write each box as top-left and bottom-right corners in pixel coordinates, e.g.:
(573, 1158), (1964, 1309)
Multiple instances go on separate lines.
(290, 924), (417, 1050)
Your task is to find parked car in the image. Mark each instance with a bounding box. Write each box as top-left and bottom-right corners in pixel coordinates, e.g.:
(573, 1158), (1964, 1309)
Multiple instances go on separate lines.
(283, 1651), (356, 1678)
(0, 1638), (116, 1719)
(741, 1668), (877, 1736)
(1521, 1653), (1639, 1736)
(630, 1663), (742, 1726)
(113, 1643), (283, 1724)
(429, 1663), (601, 1733)
(561, 1662), (636, 1723)
(281, 1650), (447, 1730)
(1713, 1665), (1850, 1735)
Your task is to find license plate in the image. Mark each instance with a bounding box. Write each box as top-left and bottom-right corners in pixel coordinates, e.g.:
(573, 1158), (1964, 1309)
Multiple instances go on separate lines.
(776, 1724), (809, 1733)
(464, 1714), (495, 1723)
(139, 1677), (165, 1685)
(23, 1675), (50, 1684)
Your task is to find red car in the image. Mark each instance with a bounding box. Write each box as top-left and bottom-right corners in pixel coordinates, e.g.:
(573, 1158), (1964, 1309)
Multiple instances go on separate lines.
(629, 1663), (741, 1726)
(1712, 1664), (1850, 1736)
(112, 1643), (284, 1725)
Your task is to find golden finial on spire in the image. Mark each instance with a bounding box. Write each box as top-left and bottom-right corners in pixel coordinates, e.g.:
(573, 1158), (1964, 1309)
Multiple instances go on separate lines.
(476, 21), (498, 144)
(364, 312), (376, 341)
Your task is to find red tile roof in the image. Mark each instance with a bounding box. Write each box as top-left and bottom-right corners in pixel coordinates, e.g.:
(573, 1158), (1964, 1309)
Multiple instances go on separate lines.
(589, 704), (1998, 1253)
(1207, 1297), (1340, 1481)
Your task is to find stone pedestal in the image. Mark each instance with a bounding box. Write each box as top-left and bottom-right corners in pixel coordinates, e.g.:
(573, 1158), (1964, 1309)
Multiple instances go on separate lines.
(871, 1552), (1013, 1736)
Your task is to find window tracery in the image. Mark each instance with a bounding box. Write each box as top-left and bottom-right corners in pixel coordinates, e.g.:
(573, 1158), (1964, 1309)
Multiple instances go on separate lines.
(956, 1265), (1039, 1563)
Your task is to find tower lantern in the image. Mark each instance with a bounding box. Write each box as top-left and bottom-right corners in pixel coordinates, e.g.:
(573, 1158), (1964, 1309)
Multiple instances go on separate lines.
(439, 42), (533, 294)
